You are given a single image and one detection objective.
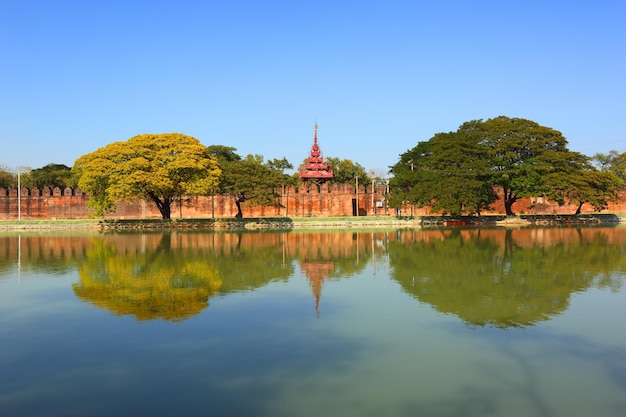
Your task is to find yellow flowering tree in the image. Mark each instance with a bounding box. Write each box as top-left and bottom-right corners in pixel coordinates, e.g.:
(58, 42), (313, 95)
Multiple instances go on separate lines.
(72, 133), (221, 219)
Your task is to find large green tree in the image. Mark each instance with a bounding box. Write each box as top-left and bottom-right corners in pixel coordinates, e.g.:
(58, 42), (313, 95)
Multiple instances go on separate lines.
(30, 163), (71, 190)
(390, 116), (602, 216)
(473, 116), (580, 215)
(388, 132), (495, 215)
(207, 145), (295, 218)
(73, 133), (221, 219)
(543, 151), (623, 214)
(325, 157), (371, 185)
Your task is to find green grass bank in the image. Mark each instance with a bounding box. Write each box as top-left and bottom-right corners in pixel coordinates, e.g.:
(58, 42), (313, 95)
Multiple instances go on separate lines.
(0, 213), (624, 231)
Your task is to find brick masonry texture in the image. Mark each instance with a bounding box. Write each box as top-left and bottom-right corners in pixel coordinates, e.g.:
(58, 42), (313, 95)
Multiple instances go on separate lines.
(1, 184), (625, 220)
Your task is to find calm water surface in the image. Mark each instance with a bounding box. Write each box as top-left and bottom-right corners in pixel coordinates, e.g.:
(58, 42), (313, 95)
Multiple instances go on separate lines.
(1, 227), (625, 417)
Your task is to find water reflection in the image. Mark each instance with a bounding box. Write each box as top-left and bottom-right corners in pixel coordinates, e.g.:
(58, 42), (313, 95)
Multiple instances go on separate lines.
(0, 233), (89, 277)
(291, 231), (381, 315)
(1, 227), (625, 326)
(390, 227), (626, 328)
(73, 234), (223, 321)
(72, 233), (295, 321)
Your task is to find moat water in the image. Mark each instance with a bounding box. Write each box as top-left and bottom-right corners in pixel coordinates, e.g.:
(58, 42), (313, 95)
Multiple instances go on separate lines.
(1, 227), (625, 417)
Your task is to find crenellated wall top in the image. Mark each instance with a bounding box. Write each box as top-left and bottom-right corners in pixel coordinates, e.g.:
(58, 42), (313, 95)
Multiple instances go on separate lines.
(0, 183), (385, 198)
(0, 187), (86, 197)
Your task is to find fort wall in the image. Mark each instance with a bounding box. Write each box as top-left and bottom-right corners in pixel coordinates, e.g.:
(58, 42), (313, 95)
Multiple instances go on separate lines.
(1, 185), (625, 220)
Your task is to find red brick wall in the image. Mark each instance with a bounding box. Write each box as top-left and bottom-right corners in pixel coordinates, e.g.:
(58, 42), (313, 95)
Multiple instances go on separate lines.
(1, 185), (625, 220)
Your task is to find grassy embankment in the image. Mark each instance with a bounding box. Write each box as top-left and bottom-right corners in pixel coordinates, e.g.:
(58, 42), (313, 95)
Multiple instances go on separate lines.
(0, 216), (419, 231)
(1, 213), (624, 231)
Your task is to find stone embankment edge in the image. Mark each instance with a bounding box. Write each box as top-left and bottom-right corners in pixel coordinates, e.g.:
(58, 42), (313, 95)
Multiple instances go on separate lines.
(0, 218), (422, 231)
(0, 215), (624, 231)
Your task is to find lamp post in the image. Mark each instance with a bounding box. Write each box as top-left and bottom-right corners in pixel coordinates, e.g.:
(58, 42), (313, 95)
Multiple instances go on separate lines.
(17, 168), (21, 221)
(15, 166), (30, 221)
(371, 177), (375, 216)
(385, 177), (390, 215)
(355, 175), (359, 217)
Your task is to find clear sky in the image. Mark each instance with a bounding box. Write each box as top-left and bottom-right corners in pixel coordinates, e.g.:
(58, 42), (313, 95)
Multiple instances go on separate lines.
(1, 0), (624, 175)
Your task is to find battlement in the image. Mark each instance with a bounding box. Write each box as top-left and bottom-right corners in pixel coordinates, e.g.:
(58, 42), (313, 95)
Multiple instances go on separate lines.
(0, 186), (86, 197)
(1, 185), (625, 220)
(0, 183), (389, 220)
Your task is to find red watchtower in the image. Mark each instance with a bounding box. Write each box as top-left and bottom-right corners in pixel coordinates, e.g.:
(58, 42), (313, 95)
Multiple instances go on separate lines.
(298, 124), (333, 184)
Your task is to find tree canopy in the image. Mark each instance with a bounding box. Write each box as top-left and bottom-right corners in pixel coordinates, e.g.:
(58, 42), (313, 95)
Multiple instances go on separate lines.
(0, 165), (14, 189)
(325, 157), (371, 185)
(73, 133), (221, 219)
(0, 165), (35, 189)
(543, 151), (623, 214)
(30, 163), (71, 190)
(593, 150), (626, 182)
(389, 116), (621, 216)
(207, 145), (295, 218)
(388, 131), (495, 215)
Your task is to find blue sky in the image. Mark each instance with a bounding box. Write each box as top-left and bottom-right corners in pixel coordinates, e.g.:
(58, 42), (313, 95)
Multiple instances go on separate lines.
(1, 0), (624, 175)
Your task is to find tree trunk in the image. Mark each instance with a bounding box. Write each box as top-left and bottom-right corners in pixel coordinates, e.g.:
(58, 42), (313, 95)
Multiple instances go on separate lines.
(159, 203), (171, 220)
(235, 200), (243, 218)
(575, 202), (583, 215)
(148, 193), (172, 219)
(503, 188), (516, 216)
(504, 199), (515, 216)
(234, 194), (244, 218)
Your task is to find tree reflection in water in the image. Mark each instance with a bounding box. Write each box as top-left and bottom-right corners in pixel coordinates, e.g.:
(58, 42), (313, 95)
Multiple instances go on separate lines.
(2, 227), (624, 327)
(73, 234), (223, 321)
(389, 227), (626, 328)
(71, 231), (379, 321)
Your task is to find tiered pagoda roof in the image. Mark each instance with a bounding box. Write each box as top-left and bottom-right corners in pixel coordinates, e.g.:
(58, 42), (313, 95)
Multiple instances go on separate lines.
(298, 124), (333, 183)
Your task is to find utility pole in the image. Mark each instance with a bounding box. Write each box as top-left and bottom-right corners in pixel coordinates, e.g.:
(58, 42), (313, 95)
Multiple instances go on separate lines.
(372, 176), (376, 215)
(355, 175), (359, 216)
(17, 168), (21, 221)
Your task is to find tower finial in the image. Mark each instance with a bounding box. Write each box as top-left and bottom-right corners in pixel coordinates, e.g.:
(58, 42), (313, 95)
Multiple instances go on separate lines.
(299, 122), (333, 183)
